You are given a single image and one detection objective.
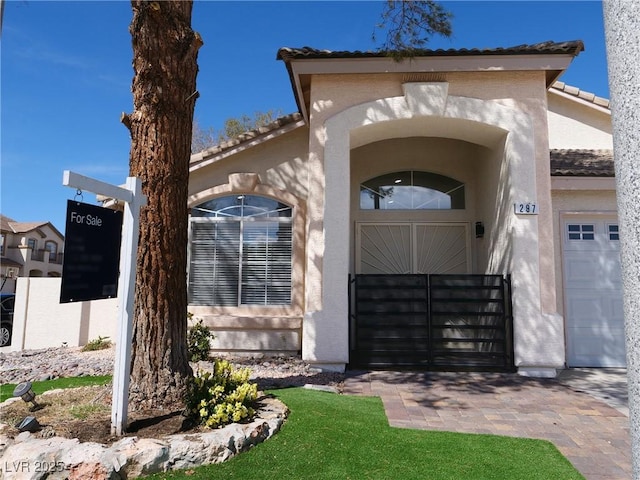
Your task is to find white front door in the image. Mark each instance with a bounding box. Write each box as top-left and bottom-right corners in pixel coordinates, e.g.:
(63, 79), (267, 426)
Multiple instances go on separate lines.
(563, 215), (625, 367)
(356, 222), (470, 274)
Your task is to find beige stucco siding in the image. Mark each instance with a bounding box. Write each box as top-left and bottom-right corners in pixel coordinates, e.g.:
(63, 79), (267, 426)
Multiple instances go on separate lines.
(547, 92), (613, 149)
(308, 70), (558, 314)
(310, 71), (548, 122)
(448, 73), (556, 315)
(189, 126), (310, 201)
(184, 63), (614, 371)
(305, 70), (564, 372)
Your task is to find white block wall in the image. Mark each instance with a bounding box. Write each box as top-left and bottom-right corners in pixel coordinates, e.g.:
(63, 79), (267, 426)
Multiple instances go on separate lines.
(3, 277), (117, 352)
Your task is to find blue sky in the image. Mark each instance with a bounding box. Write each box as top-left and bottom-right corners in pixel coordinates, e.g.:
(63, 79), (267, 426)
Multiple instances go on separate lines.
(1, 0), (608, 233)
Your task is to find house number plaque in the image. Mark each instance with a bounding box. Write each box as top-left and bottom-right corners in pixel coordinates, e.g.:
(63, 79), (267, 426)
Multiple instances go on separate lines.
(514, 202), (538, 215)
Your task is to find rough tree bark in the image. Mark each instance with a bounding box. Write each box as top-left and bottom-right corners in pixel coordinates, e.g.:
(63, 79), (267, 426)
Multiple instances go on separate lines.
(122, 0), (202, 410)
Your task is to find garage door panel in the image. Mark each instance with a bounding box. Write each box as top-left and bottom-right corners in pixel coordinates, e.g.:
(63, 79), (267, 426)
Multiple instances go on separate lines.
(566, 296), (605, 321)
(567, 324), (625, 340)
(563, 216), (625, 367)
(612, 297), (624, 319)
(607, 261), (623, 287)
(566, 294), (622, 322)
(568, 339), (626, 367)
(564, 258), (600, 280)
(565, 258), (622, 289)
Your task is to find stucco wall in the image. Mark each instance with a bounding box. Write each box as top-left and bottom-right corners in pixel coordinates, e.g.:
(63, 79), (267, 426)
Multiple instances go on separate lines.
(547, 92), (613, 149)
(189, 126), (310, 200)
(308, 70), (557, 313)
(1, 277), (301, 355)
(307, 73), (558, 372)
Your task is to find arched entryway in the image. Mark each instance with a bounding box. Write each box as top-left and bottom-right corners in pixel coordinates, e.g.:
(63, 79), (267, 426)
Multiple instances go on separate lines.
(303, 82), (556, 374)
(348, 136), (512, 370)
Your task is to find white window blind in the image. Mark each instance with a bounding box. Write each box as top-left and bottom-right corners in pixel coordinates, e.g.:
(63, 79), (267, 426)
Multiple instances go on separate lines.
(188, 195), (292, 307)
(241, 221), (292, 305)
(189, 221), (240, 306)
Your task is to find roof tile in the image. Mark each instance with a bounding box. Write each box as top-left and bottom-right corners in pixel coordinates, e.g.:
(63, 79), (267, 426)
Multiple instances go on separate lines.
(551, 81), (610, 109)
(277, 40), (585, 61)
(550, 149), (614, 176)
(191, 113), (304, 162)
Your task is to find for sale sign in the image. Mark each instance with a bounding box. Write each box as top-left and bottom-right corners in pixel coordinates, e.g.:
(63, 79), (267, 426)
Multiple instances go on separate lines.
(60, 200), (123, 303)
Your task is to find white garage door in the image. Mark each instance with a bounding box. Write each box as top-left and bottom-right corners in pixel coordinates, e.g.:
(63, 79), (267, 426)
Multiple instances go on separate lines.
(563, 216), (625, 367)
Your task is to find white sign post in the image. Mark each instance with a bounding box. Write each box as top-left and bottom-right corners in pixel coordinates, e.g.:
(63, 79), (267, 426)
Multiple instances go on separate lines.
(62, 171), (146, 436)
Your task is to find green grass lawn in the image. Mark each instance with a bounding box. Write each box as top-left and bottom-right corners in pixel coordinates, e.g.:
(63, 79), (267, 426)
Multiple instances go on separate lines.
(144, 387), (584, 480)
(0, 377), (584, 480)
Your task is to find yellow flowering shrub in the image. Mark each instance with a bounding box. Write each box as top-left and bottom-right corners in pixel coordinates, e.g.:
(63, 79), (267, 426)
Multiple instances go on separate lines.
(186, 359), (258, 429)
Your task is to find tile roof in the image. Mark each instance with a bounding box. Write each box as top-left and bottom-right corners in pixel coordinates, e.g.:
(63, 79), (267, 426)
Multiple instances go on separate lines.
(550, 149), (614, 176)
(190, 113), (304, 163)
(277, 40), (585, 61)
(193, 40), (612, 181)
(6, 221), (49, 234)
(0, 214), (63, 238)
(0, 214), (49, 234)
(0, 215), (16, 232)
(550, 81), (610, 109)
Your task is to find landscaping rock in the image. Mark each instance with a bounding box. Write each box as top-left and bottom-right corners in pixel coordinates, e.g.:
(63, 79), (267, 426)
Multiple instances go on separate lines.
(0, 346), (345, 391)
(0, 345), (340, 478)
(0, 396), (288, 479)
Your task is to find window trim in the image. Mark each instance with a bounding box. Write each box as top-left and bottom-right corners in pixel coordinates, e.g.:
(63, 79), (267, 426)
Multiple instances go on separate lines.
(187, 183), (305, 316)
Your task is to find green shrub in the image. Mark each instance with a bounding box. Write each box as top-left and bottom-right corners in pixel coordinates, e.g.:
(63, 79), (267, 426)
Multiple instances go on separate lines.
(186, 359), (258, 429)
(81, 336), (111, 352)
(187, 314), (214, 362)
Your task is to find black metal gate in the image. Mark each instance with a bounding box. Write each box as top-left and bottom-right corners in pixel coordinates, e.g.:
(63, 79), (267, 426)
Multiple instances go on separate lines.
(349, 274), (515, 371)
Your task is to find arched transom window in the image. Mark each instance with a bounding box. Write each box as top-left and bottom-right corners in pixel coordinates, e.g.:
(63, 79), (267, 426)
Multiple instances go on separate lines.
(189, 195), (292, 306)
(360, 171), (465, 210)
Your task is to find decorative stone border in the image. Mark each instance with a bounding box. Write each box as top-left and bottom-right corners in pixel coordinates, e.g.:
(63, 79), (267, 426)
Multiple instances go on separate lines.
(0, 394), (288, 479)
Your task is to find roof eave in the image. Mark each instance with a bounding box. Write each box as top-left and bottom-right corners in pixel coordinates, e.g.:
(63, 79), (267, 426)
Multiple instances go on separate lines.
(283, 53), (578, 123)
(549, 86), (611, 114)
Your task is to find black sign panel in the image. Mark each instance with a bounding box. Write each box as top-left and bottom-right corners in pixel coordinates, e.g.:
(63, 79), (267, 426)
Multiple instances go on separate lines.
(60, 200), (124, 303)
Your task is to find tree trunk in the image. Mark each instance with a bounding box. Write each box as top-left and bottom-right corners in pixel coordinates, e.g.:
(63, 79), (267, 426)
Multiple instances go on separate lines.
(124, 0), (202, 410)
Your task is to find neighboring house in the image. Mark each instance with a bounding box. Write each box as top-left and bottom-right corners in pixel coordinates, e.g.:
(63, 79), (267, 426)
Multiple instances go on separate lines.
(187, 40), (618, 377)
(0, 215), (65, 294)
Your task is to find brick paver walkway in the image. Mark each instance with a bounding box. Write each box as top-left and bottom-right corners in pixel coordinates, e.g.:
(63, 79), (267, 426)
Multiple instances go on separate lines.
(343, 371), (631, 480)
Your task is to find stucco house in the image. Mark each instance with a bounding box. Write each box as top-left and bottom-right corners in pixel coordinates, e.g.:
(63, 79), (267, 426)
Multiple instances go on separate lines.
(187, 40), (617, 377)
(0, 214), (65, 294)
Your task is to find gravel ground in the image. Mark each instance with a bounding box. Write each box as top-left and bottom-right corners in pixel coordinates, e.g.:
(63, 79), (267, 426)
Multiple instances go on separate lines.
(0, 346), (345, 391)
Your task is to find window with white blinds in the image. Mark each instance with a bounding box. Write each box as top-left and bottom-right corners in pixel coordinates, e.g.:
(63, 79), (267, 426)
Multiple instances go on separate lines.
(189, 195), (292, 306)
